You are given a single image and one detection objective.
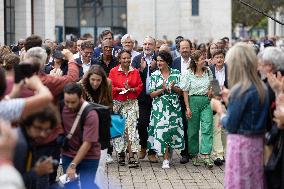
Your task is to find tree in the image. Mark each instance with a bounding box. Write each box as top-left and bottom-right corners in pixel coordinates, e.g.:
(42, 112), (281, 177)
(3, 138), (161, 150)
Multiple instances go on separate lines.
(232, 0), (284, 27)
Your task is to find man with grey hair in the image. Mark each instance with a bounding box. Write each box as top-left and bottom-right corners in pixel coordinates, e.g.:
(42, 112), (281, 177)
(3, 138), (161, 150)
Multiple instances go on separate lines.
(262, 47), (284, 76)
(132, 36), (158, 163)
(121, 34), (139, 61)
(23, 46), (79, 185)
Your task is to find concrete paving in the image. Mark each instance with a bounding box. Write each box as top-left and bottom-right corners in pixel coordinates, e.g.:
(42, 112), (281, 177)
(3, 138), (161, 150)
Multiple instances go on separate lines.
(106, 150), (224, 189)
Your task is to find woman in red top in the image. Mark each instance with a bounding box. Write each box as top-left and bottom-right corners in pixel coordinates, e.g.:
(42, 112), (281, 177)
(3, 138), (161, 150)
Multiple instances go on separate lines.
(109, 50), (143, 168)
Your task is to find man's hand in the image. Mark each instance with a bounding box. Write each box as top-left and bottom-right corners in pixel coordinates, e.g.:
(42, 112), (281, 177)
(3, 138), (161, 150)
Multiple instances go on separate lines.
(34, 157), (54, 176)
(150, 59), (157, 70)
(66, 165), (76, 181)
(62, 49), (74, 61)
(140, 57), (147, 71)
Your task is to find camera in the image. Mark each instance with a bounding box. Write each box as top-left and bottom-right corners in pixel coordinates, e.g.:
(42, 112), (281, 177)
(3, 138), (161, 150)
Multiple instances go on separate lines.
(38, 156), (59, 168)
(56, 134), (69, 150)
(14, 63), (39, 83)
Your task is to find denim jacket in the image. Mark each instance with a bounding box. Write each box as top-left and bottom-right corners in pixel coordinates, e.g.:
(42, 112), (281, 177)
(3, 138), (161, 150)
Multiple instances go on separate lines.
(221, 84), (269, 135)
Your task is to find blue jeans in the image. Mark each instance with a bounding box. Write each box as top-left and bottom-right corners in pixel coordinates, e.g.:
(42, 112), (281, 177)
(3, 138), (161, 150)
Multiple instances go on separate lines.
(62, 155), (99, 189)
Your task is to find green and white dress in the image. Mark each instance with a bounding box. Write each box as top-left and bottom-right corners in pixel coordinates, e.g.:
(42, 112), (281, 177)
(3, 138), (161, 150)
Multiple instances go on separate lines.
(147, 68), (184, 155)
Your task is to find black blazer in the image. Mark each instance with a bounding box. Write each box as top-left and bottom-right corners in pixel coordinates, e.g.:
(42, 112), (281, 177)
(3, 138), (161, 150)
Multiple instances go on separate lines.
(171, 57), (182, 72)
(75, 57), (96, 79)
(209, 64), (228, 88)
(131, 53), (157, 102)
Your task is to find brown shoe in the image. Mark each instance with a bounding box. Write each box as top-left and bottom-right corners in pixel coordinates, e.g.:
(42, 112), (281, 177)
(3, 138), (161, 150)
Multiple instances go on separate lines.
(139, 148), (147, 159)
(148, 154), (158, 163)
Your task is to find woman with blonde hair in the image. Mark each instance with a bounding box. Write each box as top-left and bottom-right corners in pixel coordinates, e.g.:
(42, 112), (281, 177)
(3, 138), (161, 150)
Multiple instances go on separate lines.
(211, 43), (269, 189)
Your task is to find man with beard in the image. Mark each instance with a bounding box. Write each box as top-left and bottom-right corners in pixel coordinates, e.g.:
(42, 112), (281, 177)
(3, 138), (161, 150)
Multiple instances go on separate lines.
(132, 36), (158, 163)
(171, 39), (192, 164)
(61, 83), (100, 189)
(14, 105), (58, 189)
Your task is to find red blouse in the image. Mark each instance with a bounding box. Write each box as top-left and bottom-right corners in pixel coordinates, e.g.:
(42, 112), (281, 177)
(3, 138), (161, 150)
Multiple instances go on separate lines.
(109, 65), (143, 101)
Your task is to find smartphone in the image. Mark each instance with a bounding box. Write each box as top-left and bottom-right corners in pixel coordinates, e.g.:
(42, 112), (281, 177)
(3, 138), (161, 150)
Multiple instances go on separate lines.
(210, 79), (221, 96)
(14, 63), (36, 83)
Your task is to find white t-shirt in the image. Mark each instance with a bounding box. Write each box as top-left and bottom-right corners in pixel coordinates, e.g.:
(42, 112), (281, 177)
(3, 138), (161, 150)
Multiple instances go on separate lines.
(0, 99), (25, 121)
(0, 164), (26, 189)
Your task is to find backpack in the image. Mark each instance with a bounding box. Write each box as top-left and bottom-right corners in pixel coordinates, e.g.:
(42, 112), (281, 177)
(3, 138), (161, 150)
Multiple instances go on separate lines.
(59, 101), (111, 150)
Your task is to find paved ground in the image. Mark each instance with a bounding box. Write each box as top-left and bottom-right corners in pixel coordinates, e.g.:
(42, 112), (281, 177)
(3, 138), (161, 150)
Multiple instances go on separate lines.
(106, 150), (224, 189)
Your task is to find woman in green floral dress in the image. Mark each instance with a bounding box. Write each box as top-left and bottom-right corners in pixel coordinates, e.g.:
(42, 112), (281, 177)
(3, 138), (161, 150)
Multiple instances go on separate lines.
(147, 51), (184, 169)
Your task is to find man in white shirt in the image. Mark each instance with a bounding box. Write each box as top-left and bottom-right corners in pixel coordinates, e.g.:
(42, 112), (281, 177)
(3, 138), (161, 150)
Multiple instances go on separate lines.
(121, 34), (140, 62)
(209, 49), (228, 166)
(171, 39), (192, 164)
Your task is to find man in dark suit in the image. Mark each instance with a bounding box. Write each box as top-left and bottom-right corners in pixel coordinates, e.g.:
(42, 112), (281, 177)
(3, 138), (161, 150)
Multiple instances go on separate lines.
(132, 36), (158, 163)
(75, 40), (96, 79)
(93, 40), (118, 76)
(171, 39), (193, 164)
(209, 49), (228, 166)
(92, 30), (121, 59)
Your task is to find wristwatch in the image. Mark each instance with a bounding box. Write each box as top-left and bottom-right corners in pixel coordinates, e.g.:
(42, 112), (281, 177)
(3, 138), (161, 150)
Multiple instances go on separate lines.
(69, 162), (77, 169)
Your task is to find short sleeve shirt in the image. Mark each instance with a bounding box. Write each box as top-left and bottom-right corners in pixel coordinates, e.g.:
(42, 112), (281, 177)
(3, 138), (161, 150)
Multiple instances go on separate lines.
(61, 105), (101, 160)
(179, 68), (213, 96)
(0, 99), (25, 121)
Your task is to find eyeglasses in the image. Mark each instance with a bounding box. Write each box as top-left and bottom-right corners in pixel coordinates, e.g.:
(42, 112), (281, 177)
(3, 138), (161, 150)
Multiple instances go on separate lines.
(31, 125), (52, 134)
(103, 46), (113, 50)
(84, 51), (93, 55)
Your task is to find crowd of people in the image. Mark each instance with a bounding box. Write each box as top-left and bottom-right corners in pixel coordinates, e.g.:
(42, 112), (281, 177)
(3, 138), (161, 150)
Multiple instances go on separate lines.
(0, 29), (284, 189)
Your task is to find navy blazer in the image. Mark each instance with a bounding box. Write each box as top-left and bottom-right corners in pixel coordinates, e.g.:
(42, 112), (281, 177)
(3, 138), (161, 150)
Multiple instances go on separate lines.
(75, 57), (96, 79)
(131, 52), (157, 102)
(209, 64), (228, 88)
(171, 57), (182, 72)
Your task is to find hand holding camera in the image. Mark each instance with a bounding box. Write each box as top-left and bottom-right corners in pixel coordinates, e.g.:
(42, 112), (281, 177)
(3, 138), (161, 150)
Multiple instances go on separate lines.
(34, 156), (58, 176)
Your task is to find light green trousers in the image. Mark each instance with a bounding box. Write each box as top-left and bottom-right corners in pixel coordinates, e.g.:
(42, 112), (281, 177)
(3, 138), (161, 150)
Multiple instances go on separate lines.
(187, 96), (213, 156)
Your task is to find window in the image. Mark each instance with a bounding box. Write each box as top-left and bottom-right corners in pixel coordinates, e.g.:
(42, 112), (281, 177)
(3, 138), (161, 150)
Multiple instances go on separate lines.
(192, 0), (199, 16)
(64, 0), (127, 42)
(4, 0), (15, 45)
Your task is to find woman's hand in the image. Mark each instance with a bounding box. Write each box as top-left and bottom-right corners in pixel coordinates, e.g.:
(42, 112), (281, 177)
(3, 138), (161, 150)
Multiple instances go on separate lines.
(267, 72), (284, 95)
(210, 98), (223, 114)
(162, 80), (167, 92)
(274, 108), (284, 129)
(221, 87), (229, 105)
(185, 108), (192, 119)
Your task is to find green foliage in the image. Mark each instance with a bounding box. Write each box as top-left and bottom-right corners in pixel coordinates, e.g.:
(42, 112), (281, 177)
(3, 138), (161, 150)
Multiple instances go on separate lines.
(232, 0), (284, 27)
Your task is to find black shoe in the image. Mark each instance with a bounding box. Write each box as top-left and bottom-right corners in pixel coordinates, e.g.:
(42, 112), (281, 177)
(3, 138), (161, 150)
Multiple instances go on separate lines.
(180, 156), (189, 164)
(214, 158), (224, 166)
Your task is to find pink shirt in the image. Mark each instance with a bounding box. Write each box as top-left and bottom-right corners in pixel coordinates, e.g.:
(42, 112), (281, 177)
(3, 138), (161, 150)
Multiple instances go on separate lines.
(61, 104), (101, 160)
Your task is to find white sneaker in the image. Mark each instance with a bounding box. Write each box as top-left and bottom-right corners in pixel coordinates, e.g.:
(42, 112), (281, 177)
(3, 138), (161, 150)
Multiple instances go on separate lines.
(162, 160), (170, 169)
(106, 154), (114, 164)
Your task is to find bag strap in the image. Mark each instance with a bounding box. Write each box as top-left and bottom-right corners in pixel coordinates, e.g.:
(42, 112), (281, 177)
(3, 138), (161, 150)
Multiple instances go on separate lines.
(66, 101), (89, 139)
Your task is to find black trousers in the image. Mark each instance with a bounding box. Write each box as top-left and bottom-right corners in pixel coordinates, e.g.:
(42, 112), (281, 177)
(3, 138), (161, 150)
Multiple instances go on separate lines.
(137, 95), (156, 155)
(179, 95), (189, 157)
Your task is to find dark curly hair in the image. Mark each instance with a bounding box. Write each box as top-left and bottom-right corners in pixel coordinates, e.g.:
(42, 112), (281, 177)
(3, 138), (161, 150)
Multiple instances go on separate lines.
(157, 50), (173, 66)
(81, 40), (94, 50)
(82, 65), (112, 106)
(117, 49), (131, 62)
(20, 104), (59, 129)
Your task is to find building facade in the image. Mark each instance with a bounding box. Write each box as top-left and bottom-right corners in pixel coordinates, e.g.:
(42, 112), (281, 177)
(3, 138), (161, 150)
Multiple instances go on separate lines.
(0, 0), (127, 45)
(1, 0), (231, 45)
(268, 10), (284, 37)
(128, 0), (232, 44)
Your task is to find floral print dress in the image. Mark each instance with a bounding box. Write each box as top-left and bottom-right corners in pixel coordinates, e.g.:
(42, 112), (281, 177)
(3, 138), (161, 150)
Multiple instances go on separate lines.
(147, 68), (184, 155)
